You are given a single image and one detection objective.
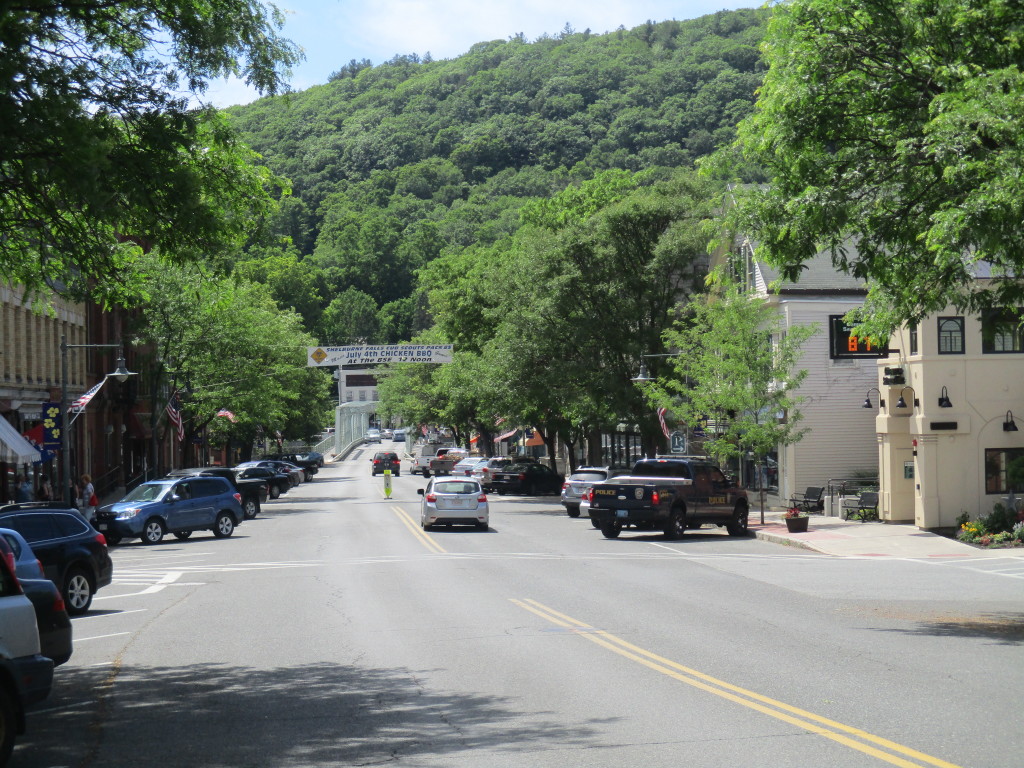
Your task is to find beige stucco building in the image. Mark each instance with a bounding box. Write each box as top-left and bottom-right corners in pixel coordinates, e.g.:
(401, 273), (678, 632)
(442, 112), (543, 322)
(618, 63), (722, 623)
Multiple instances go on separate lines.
(874, 307), (1024, 529)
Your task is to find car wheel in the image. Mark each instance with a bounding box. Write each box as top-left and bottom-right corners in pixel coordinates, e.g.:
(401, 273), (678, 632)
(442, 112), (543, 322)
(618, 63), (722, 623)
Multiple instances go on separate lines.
(63, 567), (94, 615)
(566, 505), (580, 518)
(423, 470), (431, 478)
(243, 498), (259, 520)
(422, 522), (432, 530)
(600, 520), (622, 539)
(395, 471), (400, 477)
(104, 532), (122, 546)
(173, 531), (193, 540)
(590, 516), (600, 529)
(0, 683), (16, 767)
(663, 507), (686, 540)
(269, 484), (281, 500)
(726, 501), (750, 536)
(142, 518), (166, 545)
(213, 512), (235, 538)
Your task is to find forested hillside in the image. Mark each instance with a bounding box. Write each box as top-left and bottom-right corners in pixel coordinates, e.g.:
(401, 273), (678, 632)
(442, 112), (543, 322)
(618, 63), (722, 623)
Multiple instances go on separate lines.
(226, 9), (767, 345)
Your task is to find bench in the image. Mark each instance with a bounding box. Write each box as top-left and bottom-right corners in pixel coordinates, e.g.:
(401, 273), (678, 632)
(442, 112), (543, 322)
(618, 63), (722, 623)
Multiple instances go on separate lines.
(842, 491), (879, 522)
(788, 486), (824, 514)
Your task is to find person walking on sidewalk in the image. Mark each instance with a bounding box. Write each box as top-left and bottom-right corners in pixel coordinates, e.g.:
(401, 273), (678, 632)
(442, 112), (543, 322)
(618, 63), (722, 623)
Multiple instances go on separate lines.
(80, 473), (98, 523)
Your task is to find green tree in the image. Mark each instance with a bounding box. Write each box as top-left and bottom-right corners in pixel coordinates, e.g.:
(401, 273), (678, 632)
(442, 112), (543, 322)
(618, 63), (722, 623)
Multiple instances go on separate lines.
(719, 0), (1024, 335)
(1, 0), (300, 303)
(643, 283), (815, 518)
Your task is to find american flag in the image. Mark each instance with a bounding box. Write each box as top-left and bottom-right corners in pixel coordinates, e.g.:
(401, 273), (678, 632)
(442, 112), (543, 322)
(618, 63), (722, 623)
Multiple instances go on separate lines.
(165, 391), (184, 442)
(216, 409), (237, 423)
(69, 380), (105, 412)
(657, 407), (671, 439)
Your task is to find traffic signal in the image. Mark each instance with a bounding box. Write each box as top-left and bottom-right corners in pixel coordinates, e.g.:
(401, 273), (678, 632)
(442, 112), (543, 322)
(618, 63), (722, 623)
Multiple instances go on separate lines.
(882, 367), (905, 386)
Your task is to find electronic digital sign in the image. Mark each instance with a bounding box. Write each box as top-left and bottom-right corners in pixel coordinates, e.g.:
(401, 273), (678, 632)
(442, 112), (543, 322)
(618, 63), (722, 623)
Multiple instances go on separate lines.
(829, 315), (888, 359)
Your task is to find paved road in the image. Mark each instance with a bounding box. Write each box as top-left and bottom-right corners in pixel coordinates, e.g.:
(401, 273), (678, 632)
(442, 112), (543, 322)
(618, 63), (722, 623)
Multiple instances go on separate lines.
(13, 449), (1023, 767)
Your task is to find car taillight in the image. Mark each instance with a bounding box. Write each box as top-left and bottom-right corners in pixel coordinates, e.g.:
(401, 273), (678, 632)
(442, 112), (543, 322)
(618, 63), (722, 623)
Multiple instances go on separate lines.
(518, 473), (526, 481)
(651, 490), (660, 505)
(478, 494), (487, 502)
(53, 593), (66, 613)
(561, 482), (569, 490)
(34, 559), (45, 578)
(426, 493), (437, 502)
(586, 488), (594, 502)
(94, 533), (108, 547)
(1, 551), (15, 577)
(233, 492), (242, 504)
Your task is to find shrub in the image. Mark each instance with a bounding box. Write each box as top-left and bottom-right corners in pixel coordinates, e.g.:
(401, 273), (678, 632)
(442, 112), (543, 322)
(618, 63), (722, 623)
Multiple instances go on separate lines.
(979, 503), (1018, 535)
(1013, 521), (1024, 543)
(957, 520), (985, 543)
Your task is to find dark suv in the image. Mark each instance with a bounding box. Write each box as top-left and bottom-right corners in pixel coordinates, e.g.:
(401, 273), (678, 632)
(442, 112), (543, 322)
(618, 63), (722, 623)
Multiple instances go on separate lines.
(165, 467), (268, 519)
(371, 451), (401, 476)
(0, 504), (113, 615)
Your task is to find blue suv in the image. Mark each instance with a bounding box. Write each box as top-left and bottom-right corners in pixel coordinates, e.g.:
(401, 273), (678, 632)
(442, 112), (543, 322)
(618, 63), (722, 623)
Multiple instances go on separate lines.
(97, 477), (244, 545)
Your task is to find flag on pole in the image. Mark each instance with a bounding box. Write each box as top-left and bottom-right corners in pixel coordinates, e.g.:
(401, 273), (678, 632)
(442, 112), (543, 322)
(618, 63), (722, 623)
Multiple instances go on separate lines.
(657, 407), (671, 439)
(216, 409), (237, 423)
(69, 380), (105, 412)
(165, 391), (184, 442)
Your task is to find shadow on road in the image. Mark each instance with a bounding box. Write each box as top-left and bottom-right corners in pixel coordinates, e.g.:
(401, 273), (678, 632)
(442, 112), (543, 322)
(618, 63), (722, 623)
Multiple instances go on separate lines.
(21, 661), (605, 767)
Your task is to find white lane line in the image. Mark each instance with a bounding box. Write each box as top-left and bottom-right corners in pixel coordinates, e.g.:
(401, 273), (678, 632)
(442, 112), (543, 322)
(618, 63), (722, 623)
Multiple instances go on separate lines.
(74, 632), (131, 642)
(73, 609), (148, 620)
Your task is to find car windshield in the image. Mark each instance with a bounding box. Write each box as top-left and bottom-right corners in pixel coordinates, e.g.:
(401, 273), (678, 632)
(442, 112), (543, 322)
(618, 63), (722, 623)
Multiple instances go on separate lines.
(569, 472), (606, 482)
(121, 483), (171, 502)
(433, 482), (479, 495)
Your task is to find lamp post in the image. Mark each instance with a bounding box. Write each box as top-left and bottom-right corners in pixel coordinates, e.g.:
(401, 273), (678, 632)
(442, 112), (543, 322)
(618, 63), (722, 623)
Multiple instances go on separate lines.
(60, 336), (137, 506)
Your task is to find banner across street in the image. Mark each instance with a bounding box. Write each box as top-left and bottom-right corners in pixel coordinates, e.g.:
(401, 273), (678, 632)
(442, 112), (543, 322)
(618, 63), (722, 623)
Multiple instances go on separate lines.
(307, 344), (454, 367)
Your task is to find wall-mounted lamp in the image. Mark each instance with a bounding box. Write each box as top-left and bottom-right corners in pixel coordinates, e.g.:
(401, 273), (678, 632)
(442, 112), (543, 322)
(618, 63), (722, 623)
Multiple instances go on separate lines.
(895, 387), (918, 410)
(863, 387), (885, 410)
(1004, 410), (1019, 432)
(937, 386), (953, 408)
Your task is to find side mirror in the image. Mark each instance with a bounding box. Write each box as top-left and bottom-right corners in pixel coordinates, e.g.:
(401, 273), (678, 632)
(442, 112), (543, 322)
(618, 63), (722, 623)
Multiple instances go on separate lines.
(417, 488), (425, 496)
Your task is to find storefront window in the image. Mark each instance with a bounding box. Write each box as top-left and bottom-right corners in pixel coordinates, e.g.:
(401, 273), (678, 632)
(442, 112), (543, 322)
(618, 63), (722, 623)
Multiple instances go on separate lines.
(984, 448), (1024, 493)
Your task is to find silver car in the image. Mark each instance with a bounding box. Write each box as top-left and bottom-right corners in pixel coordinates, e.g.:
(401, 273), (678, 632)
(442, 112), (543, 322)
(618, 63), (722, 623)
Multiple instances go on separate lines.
(561, 467), (629, 518)
(417, 478), (489, 531)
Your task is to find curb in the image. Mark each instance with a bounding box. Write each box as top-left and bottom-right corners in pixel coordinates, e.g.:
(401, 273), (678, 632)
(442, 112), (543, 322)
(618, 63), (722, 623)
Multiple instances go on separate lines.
(752, 529), (820, 553)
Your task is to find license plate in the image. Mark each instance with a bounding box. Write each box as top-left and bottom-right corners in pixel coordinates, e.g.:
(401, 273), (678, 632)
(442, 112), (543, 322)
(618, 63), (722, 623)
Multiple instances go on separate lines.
(98, 523), (108, 530)
(446, 498), (469, 508)
(709, 496), (726, 505)
(616, 509), (629, 518)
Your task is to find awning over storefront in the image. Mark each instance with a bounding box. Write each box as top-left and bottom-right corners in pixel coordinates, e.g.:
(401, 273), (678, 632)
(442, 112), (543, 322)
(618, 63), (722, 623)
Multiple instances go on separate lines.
(494, 428), (518, 441)
(0, 417), (41, 463)
(525, 430), (544, 447)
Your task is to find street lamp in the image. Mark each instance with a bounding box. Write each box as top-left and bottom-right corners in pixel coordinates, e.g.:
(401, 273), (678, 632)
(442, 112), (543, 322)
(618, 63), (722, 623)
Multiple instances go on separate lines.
(60, 336), (137, 506)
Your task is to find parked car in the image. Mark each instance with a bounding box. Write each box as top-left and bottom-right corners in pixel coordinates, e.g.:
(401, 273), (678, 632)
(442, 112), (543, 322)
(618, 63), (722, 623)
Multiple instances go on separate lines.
(364, 428), (382, 443)
(452, 457), (488, 477)
(417, 478), (489, 530)
(263, 453), (319, 479)
(471, 457), (514, 490)
(165, 466), (268, 520)
(0, 528), (72, 666)
(561, 467), (630, 518)
(381, 428), (394, 440)
(392, 428), (406, 441)
(488, 463), (564, 495)
(371, 451), (401, 476)
(234, 464), (291, 499)
(0, 504), (113, 615)
(0, 536), (54, 765)
(294, 451), (325, 468)
(96, 477), (244, 546)
(238, 460), (303, 487)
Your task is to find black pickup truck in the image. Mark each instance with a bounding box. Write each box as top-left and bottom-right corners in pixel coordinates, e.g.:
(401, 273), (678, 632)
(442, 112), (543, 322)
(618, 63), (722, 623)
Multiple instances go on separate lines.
(588, 456), (749, 539)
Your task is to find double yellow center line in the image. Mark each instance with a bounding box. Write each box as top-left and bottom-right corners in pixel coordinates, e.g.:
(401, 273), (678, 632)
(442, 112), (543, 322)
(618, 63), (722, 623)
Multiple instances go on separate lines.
(511, 599), (961, 768)
(392, 506), (446, 554)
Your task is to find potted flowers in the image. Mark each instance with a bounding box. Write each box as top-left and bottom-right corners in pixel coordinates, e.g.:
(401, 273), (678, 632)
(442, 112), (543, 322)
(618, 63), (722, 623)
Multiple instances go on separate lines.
(783, 508), (809, 533)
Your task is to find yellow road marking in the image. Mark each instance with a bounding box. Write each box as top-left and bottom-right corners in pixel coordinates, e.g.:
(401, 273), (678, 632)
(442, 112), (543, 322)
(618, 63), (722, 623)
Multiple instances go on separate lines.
(392, 506), (446, 554)
(511, 598), (962, 768)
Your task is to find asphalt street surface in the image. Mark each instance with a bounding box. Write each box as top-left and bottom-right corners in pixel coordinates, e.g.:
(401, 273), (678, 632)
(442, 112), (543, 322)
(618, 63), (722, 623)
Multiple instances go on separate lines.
(12, 448), (1024, 767)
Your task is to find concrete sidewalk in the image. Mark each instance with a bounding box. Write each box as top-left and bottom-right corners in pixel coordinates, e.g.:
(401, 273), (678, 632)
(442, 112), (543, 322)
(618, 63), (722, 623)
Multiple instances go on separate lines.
(748, 508), (1024, 559)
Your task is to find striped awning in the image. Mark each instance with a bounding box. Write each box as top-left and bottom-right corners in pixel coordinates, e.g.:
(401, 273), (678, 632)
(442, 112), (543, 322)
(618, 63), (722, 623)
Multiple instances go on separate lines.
(494, 428), (518, 441)
(0, 417), (41, 463)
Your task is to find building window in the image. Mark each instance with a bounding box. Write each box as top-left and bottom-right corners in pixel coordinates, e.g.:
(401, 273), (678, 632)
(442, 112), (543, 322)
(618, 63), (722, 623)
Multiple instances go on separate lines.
(984, 448), (1024, 493)
(937, 317), (964, 354)
(981, 309), (1024, 353)
(909, 323), (918, 355)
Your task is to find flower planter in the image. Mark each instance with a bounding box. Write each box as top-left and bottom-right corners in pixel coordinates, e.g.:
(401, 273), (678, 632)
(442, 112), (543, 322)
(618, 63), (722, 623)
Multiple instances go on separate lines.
(784, 515), (809, 533)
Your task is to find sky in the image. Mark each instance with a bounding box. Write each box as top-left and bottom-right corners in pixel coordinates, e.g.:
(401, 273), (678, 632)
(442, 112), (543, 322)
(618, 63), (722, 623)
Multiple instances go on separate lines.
(205, 0), (760, 107)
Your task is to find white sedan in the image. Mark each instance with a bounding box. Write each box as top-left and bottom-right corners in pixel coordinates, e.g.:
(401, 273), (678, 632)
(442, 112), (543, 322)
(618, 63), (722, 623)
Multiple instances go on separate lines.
(417, 478), (489, 531)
